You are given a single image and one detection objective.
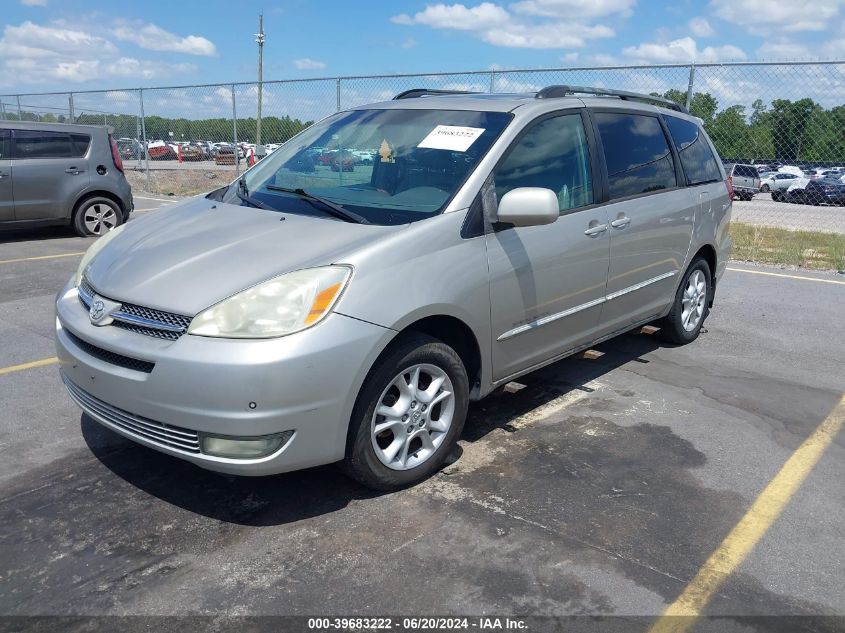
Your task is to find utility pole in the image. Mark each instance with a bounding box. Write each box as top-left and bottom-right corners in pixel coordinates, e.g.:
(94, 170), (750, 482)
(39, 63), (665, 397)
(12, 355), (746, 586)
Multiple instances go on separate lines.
(255, 13), (265, 146)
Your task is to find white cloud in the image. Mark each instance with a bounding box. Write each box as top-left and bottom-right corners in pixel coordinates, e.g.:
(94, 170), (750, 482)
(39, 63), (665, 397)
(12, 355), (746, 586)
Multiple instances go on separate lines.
(0, 21), (117, 60)
(622, 36), (746, 63)
(509, 0), (635, 18)
(688, 17), (714, 38)
(560, 52), (579, 63)
(112, 22), (216, 56)
(756, 40), (814, 59)
(391, 3), (510, 29)
(293, 58), (327, 70)
(483, 21), (613, 47)
(21, 0), (48, 5)
(391, 2), (615, 48)
(0, 20), (199, 87)
(589, 53), (619, 65)
(710, 0), (845, 34)
(105, 57), (196, 79)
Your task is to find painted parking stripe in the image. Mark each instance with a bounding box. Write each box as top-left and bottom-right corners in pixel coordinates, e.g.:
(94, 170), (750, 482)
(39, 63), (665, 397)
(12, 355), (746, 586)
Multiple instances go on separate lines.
(647, 393), (845, 633)
(727, 266), (845, 286)
(0, 357), (59, 376)
(0, 252), (85, 265)
(134, 196), (177, 202)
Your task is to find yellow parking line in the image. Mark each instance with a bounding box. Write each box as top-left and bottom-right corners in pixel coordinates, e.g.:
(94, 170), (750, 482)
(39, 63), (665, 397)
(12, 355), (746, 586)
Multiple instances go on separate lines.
(0, 357), (59, 376)
(647, 393), (845, 633)
(727, 266), (845, 285)
(0, 252), (84, 265)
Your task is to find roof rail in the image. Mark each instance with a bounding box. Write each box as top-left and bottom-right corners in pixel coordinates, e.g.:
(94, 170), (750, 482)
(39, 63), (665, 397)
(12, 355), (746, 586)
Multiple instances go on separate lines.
(535, 85), (688, 113)
(393, 88), (477, 100)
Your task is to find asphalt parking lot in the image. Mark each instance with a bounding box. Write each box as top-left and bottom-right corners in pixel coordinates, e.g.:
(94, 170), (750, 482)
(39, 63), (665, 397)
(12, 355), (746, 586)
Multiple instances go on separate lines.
(1, 198), (844, 631)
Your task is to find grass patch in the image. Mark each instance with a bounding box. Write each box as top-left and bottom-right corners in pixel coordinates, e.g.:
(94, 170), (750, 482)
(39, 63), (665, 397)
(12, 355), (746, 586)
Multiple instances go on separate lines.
(730, 222), (845, 271)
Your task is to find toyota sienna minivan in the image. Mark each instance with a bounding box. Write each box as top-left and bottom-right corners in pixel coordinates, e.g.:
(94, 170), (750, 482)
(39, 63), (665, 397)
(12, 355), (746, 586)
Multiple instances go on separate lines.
(56, 86), (732, 490)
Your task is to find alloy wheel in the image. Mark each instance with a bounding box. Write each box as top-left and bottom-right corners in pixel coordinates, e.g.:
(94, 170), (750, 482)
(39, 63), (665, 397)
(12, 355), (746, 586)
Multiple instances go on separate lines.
(83, 203), (118, 235)
(681, 270), (707, 332)
(370, 363), (455, 471)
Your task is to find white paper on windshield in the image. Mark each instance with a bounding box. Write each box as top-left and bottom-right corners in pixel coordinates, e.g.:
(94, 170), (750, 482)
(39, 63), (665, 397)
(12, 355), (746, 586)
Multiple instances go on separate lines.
(417, 125), (485, 152)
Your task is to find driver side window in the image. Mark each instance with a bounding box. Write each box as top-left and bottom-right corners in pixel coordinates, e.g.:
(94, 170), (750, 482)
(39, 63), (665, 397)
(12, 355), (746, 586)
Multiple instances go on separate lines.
(494, 113), (594, 213)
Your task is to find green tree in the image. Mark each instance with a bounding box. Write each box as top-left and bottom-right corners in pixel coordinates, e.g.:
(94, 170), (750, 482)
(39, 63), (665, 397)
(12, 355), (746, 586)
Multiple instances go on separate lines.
(770, 98), (817, 161)
(708, 105), (749, 158)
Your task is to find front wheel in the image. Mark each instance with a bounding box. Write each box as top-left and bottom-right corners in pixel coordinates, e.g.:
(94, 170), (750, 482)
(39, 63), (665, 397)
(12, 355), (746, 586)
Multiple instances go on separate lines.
(656, 258), (712, 345)
(761, 184), (770, 193)
(343, 334), (469, 490)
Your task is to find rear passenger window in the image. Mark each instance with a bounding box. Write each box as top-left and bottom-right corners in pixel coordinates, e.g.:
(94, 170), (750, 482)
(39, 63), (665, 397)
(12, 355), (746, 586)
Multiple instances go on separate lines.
(70, 134), (91, 157)
(495, 114), (594, 212)
(594, 112), (677, 200)
(664, 116), (722, 185)
(13, 130), (73, 159)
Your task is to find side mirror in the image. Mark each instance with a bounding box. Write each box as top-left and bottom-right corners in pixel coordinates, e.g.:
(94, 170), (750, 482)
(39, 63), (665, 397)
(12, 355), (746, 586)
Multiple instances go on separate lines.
(495, 187), (559, 227)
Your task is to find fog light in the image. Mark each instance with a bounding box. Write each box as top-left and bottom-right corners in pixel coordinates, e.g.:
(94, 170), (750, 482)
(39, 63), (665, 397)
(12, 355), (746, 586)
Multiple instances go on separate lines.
(200, 431), (293, 459)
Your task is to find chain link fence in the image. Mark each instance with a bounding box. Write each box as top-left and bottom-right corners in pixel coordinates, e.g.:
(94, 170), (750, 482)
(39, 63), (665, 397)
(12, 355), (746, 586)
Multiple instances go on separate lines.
(2, 61), (845, 267)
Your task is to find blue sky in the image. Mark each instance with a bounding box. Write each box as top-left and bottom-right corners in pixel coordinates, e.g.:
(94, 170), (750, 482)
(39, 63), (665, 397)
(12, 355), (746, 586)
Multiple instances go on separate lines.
(1, 0), (844, 93)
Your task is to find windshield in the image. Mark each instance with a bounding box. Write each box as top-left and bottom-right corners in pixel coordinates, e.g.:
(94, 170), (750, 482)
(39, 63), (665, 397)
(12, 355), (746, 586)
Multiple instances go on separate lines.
(222, 108), (512, 225)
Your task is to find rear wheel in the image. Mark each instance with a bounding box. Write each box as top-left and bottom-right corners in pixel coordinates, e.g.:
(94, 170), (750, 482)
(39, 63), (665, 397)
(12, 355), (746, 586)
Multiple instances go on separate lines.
(72, 196), (123, 237)
(656, 258), (711, 345)
(343, 334), (469, 490)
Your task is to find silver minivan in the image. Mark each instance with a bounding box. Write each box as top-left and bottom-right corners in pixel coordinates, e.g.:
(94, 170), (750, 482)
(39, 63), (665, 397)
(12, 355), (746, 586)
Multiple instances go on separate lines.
(0, 121), (133, 236)
(55, 86), (732, 489)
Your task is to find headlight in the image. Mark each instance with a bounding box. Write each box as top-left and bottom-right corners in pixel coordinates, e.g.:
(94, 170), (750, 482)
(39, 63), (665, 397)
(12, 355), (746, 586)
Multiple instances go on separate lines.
(188, 265), (352, 339)
(74, 223), (127, 286)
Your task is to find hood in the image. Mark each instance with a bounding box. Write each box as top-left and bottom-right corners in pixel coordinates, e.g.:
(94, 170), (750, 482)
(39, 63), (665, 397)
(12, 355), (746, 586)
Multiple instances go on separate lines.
(85, 196), (401, 315)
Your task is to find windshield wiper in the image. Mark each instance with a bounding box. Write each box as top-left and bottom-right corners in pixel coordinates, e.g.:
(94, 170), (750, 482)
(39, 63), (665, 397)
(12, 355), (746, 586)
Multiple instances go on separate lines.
(235, 177), (277, 212)
(265, 185), (369, 224)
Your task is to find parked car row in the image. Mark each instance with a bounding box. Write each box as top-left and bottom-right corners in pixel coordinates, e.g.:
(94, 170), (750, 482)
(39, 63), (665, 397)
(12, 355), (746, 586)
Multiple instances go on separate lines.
(776, 178), (845, 205)
(115, 138), (287, 163)
(724, 161), (845, 204)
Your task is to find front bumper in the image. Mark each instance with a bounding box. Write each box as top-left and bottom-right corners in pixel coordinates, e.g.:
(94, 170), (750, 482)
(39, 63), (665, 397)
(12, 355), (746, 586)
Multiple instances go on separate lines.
(55, 279), (393, 476)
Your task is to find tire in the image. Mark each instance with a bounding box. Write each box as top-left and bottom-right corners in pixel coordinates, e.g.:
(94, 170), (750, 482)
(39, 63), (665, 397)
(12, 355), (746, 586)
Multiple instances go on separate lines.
(343, 333), (469, 490)
(72, 196), (124, 237)
(656, 257), (712, 345)
(761, 184), (770, 193)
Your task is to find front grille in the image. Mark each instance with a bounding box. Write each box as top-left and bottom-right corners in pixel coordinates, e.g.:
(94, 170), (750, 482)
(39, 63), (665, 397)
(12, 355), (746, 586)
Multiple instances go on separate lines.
(62, 374), (201, 454)
(79, 278), (192, 341)
(113, 303), (192, 341)
(78, 278), (95, 308)
(66, 330), (155, 373)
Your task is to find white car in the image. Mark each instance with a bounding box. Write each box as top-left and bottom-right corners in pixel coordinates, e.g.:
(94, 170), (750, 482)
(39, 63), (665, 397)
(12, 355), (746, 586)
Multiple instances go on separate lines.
(761, 172), (801, 198)
(778, 165), (804, 177)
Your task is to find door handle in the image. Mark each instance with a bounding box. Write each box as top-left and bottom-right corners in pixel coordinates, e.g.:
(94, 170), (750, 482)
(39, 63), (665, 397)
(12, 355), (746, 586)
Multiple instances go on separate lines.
(584, 223), (608, 237)
(65, 167), (84, 175)
(610, 216), (631, 229)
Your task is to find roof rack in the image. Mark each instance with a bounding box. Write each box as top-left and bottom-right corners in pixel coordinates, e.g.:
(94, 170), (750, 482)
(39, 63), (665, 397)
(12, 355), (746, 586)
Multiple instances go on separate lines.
(393, 88), (477, 100)
(535, 85), (688, 113)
